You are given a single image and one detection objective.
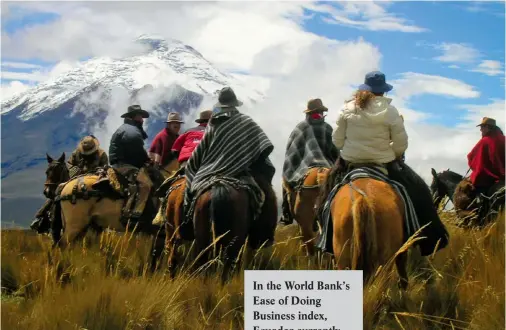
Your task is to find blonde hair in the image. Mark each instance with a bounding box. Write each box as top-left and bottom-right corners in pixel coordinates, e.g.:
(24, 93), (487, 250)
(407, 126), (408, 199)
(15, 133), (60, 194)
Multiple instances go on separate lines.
(354, 90), (376, 110)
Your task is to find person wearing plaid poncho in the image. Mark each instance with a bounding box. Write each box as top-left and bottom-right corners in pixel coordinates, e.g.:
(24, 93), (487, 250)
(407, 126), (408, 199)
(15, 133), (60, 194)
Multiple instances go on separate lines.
(279, 98), (339, 225)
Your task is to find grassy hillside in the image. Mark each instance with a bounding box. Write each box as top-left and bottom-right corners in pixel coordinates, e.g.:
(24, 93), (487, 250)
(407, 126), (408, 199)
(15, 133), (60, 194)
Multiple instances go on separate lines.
(1, 211), (504, 330)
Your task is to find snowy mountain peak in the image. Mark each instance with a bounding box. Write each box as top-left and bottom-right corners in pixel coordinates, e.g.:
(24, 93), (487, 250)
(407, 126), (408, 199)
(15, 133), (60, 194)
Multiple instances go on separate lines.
(1, 37), (266, 121)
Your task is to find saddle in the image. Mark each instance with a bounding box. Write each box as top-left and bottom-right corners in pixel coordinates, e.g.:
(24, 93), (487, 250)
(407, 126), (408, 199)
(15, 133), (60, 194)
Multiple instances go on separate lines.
(92, 166), (131, 197)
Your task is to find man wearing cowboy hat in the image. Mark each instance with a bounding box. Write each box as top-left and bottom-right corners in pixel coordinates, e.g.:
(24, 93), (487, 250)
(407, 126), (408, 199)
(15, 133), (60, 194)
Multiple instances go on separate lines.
(280, 98), (339, 225)
(68, 135), (109, 176)
(467, 117), (505, 195)
(107, 104), (154, 224)
(171, 109), (212, 168)
(30, 135), (109, 233)
(148, 112), (184, 167)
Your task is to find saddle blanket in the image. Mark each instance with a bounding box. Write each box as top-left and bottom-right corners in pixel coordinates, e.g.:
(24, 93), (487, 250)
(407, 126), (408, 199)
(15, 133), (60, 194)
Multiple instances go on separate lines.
(315, 166), (421, 253)
(184, 174), (265, 228)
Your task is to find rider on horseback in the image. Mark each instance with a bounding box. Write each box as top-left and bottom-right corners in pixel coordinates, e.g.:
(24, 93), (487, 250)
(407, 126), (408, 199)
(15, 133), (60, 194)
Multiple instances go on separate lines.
(171, 109), (212, 168)
(30, 135), (108, 233)
(148, 112), (183, 168)
(107, 105), (155, 225)
(329, 70), (449, 256)
(280, 98), (339, 225)
(182, 87), (277, 246)
(467, 117), (505, 196)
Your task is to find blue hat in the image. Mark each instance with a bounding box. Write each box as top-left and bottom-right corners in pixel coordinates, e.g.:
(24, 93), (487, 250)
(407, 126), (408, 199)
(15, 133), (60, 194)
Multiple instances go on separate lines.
(358, 71), (393, 94)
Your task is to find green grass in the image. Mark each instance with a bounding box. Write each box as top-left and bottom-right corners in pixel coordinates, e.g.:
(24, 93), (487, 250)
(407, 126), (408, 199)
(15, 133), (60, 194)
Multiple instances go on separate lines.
(1, 210), (504, 330)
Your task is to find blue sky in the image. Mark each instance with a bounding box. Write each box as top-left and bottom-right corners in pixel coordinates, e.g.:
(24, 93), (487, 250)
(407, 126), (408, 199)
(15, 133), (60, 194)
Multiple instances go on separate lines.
(301, 1), (505, 126)
(1, 1), (505, 129)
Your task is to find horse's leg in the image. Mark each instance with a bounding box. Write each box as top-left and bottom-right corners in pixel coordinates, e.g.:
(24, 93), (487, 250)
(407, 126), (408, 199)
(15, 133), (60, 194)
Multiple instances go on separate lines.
(58, 200), (93, 249)
(395, 252), (409, 290)
(51, 201), (63, 248)
(149, 226), (166, 273)
(193, 191), (212, 275)
(294, 189), (318, 256)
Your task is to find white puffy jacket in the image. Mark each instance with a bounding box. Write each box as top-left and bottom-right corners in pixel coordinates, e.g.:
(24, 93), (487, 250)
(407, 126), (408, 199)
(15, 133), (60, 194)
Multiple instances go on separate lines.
(332, 96), (408, 164)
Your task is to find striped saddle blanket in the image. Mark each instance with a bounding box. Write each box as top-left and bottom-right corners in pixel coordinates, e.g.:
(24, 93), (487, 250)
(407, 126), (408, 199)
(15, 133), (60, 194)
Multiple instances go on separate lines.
(315, 166), (421, 253)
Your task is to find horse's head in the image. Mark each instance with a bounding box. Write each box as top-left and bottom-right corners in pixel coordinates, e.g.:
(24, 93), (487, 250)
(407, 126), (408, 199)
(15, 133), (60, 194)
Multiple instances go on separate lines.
(44, 152), (70, 199)
(430, 168), (464, 208)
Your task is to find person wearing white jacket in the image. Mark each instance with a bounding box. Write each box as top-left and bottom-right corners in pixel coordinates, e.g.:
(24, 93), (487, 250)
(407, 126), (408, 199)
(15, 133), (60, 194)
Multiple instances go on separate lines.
(329, 71), (449, 257)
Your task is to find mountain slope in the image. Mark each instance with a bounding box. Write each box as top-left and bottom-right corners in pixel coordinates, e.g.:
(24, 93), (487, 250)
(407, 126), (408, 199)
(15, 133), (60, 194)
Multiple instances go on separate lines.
(0, 35), (265, 226)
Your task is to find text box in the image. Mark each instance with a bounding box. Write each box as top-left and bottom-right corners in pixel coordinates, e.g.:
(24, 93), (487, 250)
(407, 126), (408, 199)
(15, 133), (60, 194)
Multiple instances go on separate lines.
(244, 270), (363, 330)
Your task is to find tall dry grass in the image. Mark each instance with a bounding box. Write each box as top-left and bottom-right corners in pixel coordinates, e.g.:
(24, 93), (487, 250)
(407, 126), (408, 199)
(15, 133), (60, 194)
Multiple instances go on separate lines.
(1, 210), (504, 330)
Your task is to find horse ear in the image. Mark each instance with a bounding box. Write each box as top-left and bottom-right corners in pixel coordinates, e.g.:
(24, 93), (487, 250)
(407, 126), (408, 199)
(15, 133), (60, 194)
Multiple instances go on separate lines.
(431, 168), (438, 178)
(58, 152), (65, 163)
(46, 153), (53, 163)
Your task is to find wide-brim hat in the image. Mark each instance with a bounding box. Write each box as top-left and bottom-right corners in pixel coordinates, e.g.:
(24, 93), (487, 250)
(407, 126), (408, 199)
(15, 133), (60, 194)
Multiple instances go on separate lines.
(121, 105), (150, 118)
(477, 117), (497, 127)
(358, 70), (393, 94)
(303, 98), (328, 113)
(213, 86), (243, 108)
(78, 136), (99, 155)
(166, 112), (184, 123)
(195, 109), (212, 123)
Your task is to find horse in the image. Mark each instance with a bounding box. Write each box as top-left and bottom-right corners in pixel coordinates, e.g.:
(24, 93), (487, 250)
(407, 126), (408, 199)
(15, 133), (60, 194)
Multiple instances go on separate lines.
(44, 152), (167, 272)
(317, 168), (409, 289)
(430, 168), (504, 227)
(190, 173), (278, 284)
(283, 166), (330, 255)
(151, 167), (187, 277)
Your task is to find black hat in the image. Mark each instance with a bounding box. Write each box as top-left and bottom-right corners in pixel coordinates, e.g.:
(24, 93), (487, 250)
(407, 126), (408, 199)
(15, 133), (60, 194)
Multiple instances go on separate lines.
(120, 105), (150, 118)
(213, 87), (243, 108)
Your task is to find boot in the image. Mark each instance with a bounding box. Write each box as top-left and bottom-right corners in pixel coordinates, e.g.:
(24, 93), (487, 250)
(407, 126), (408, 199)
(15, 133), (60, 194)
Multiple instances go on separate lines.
(387, 161), (449, 256)
(279, 187), (293, 225)
(30, 200), (53, 233)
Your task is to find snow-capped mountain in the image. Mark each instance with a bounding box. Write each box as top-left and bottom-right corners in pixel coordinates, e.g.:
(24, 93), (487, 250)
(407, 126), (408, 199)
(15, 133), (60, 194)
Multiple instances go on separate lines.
(0, 35), (266, 226)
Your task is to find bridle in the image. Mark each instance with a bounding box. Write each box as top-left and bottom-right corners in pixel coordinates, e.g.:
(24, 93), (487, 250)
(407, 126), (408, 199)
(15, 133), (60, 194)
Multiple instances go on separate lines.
(45, 161), (70, 191)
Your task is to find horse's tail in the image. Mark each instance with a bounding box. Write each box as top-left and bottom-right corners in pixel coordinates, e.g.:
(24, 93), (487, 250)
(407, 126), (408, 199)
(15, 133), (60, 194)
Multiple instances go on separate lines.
(351, 194), (377, 279)
(210, 183), (233, 238)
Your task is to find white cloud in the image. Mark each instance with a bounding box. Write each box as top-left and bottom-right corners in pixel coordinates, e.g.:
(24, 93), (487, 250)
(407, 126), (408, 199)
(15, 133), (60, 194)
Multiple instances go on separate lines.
(1, 0), (498, 196)
(471, 60), (504, 76)
(1, 60), (80, 83)
(433, 42), (481, 64)
(390, 72), (480, 100)
(1, 61), (43, 69)
(312, 1), (427, 32)
(1, 81), (31, 100)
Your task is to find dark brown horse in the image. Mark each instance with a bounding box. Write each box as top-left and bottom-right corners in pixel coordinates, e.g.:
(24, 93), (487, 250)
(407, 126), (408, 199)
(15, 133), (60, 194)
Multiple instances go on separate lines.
(190, 174), (277, 284)
(430, 168), (505, 227)
(43, 152), (167, 272)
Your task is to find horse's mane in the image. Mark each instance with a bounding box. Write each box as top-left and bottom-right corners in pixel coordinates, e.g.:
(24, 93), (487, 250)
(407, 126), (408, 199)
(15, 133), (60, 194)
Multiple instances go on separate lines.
(454, 178), (476, 210)
(440, 169), (464, 182)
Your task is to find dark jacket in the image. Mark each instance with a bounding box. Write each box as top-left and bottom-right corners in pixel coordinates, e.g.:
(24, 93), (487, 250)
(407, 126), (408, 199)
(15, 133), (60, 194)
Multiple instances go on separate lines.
(109, 118), (149, 168)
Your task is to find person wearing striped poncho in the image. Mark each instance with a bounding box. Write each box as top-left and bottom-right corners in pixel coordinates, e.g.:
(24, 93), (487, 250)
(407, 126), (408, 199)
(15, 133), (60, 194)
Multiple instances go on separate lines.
(182, 87), (277, 245)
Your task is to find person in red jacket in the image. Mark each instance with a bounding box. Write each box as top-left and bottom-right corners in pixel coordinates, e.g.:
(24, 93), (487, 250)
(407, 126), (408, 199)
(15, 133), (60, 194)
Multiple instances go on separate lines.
(148, 112), (184, 167)
(467, 117), (505, 195)
(171, 109), (212, 167)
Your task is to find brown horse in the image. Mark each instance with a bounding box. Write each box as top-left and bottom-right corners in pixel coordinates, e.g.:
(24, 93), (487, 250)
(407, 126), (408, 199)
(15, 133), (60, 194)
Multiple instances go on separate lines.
(190, 174), (278, 284)
(152, 168), (187, 277)
(284, 166), (330, 255)
(327, 177), (409, 288)
(44, 153), (168, 272)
